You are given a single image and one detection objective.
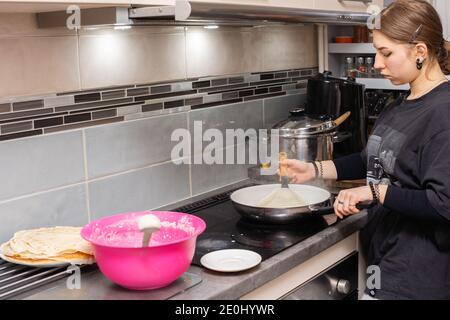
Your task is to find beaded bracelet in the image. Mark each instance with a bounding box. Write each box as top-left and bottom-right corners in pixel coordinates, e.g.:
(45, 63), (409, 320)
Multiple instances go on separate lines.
(310, 161), (319, 178)
(317, 161), (324, 178)
(373, 183), (381, 202)
(369, 182), (379, 203)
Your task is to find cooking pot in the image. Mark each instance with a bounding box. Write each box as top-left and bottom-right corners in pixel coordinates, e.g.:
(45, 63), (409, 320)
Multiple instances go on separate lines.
(81, 211), (206, 290)
(230, 184), (373, 224)
(270, 109), (351, 162)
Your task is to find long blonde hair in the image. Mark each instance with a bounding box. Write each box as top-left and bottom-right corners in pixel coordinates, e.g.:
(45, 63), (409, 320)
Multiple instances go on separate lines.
(379, 0), (450, 75)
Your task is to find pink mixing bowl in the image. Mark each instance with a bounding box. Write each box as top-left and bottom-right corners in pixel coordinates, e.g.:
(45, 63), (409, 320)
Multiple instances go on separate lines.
(81, 211), (206, 290)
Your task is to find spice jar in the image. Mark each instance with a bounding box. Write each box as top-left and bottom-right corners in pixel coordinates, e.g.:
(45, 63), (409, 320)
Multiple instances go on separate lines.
(353, 26), (369, 43)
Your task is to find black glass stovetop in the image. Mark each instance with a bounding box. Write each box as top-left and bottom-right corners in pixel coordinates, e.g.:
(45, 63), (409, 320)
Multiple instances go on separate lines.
(173, 186), (338, 266)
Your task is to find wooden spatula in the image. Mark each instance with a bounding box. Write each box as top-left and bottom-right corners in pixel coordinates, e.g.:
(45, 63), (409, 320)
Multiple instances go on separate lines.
(279, 152), (289, 188)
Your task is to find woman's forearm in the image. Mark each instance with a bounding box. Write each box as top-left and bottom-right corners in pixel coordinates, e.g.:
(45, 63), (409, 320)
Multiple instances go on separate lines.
(332, 153), (367, 180)
(378, 184), (387, 204)
(383, 185), (446, 223)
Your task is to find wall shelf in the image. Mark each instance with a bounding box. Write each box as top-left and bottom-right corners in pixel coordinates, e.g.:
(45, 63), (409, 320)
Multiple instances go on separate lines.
(328, 43), (376, 54)
(355, 76), (450, 90)
(355, 78), (409, 90)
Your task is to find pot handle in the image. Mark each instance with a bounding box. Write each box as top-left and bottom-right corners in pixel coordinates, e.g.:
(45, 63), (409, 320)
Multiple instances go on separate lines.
(309, 200), (376, 216)
(289, 108), (306, 117)
(332, 131), (353, 143)
(334, 111), (351, 127)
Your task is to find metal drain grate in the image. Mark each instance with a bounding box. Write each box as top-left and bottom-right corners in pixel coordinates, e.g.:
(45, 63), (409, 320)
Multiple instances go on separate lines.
(0, 259), (91, 300)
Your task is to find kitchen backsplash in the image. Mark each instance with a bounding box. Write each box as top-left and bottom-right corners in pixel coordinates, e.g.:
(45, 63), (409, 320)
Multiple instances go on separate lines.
(0, 80), (309, 243)
(0, 13), (318, 241)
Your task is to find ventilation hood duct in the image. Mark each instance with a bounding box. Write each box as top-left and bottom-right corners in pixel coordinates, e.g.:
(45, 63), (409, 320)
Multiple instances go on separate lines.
(37, 0), (372, 28)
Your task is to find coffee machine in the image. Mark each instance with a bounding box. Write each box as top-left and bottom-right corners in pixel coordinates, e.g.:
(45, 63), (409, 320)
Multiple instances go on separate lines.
(305, 71), (367, 158)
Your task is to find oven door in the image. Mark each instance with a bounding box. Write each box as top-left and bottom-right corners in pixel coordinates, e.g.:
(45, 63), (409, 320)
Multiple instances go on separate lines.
(280, 252), (358, 300)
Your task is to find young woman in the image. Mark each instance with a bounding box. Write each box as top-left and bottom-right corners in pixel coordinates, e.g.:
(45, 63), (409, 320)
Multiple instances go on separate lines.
(282, 0), (450, 300)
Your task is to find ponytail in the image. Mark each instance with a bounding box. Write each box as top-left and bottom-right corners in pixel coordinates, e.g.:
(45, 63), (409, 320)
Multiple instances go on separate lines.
(438, 39), (450, 75)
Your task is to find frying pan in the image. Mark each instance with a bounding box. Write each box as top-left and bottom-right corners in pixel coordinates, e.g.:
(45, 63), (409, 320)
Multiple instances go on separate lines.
(230, 184), (374, 224)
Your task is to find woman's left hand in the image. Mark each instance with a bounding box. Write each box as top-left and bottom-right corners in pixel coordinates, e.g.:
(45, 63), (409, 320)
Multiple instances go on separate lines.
(333, 186), (373, 219)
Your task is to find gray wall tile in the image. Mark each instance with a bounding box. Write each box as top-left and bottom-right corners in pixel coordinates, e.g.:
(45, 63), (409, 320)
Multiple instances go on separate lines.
(0, 121), (33, 134)
(0, 129), (42, 141)
(89, 161), (190, 219)
(142, 103), (163, 113)
(189, 100), (263, 157)
(116, 104), (141, 116)
(44, 95), (75, 108)
(0, 184), (88, 243)
(92, 108), (117, 120)
(151, 85), (171, 94)
(85, 112), (188, 179)
(191, 144), (250, 196)
(102, 90), (125, 100)
(171, 82), (193, 92)
(0, 131), (85, 201)
(127, 87), (149, 96)
(185, 97), (203, 106)
(202, 94), (222, 104)
(79, 30), (186, 89)
(263, 93), (307, 128)
(0, 107), (53, 121)
(0, 35), (80, 98)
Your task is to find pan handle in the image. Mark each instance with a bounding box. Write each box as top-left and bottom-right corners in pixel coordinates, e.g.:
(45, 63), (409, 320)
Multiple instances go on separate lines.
(309, 200), (376, 216)
(308, 204), (334, 216)
(355, 201), (377, 210)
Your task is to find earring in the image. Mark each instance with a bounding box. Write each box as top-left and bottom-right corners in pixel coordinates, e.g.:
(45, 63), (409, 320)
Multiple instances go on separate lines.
(416, 57), (424, 70)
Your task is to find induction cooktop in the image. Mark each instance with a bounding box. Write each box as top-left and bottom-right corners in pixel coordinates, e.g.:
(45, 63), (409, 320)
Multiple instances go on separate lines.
(172, 186), (338, 266)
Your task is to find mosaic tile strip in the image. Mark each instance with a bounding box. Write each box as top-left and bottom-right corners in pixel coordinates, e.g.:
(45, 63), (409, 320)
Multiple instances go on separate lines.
(0, 68), (316, 142)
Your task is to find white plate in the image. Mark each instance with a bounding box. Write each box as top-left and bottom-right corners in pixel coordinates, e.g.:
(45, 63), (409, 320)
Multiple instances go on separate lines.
(200, 249), (262, 272)
(0, 253), (95, 268)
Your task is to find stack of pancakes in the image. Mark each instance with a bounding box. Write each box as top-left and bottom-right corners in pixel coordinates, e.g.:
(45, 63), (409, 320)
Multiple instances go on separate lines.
(0, 226), (94, 265)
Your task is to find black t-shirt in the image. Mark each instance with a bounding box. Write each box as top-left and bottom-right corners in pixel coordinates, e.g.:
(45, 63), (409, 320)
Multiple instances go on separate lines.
(360, 81), (450, 300)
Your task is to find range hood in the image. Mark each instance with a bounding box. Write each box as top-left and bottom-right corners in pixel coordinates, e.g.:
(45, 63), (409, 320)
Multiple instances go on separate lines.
(37, 0), (371, 28)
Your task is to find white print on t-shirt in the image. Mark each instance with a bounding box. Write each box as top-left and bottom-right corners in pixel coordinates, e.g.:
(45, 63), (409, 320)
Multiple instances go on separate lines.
(366, 124), (407, 186)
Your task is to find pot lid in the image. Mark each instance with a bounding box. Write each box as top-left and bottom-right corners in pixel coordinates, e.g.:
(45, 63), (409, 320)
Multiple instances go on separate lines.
(271, 108), (336, 137)
(309, 70), (357, 85)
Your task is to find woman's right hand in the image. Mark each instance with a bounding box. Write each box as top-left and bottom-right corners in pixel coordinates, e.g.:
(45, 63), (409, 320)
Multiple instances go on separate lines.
(279, 159), (316, 184)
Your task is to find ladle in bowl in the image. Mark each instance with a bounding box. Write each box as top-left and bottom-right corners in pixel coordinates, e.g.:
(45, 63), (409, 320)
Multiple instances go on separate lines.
(137, 214), (161, 247)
